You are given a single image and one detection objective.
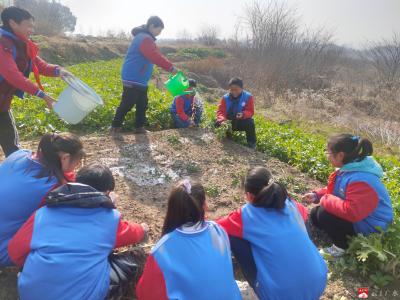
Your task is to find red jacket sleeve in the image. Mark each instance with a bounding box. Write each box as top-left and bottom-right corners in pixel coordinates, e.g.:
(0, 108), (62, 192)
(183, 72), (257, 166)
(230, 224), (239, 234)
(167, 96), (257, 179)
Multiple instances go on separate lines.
(216, 98), (227, 123)
(314, 187), (328, 200)
(175, 97), (189, 121)
(241, 96), (255, 119)
(320, 182), (379, 223)
(34, 56), (59, 77)
(136, 254), (168, 300)
(0, 44), (41, 96)
(8, 212), (35, 267)
(114, 218), (145, 248)
(293, 200), (309, 222)
(216, 208), (243, 238)
(139, 38), (173, 72)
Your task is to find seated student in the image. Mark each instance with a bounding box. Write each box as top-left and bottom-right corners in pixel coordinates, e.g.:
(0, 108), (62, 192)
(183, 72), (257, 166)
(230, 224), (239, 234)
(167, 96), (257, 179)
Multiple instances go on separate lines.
(218, 166), (327, 300)
(170, 79), (203, 128)
(303, 134), (393, 257)
(136, 180), (241, 300)
(8, 164), (149, 300)
(0, 132), (84, 267)
(216, 77), (256, 149)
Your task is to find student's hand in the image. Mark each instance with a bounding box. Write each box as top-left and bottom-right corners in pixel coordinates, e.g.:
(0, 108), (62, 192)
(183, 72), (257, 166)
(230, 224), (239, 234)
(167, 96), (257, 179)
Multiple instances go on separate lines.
(59, 68), (74, 79)
(171, 66), (179, 75)
(302, 193), (317, 204)
(236, 112), (244, 119)
(43, 94), (56, 109)
(141, 223), (149, 234)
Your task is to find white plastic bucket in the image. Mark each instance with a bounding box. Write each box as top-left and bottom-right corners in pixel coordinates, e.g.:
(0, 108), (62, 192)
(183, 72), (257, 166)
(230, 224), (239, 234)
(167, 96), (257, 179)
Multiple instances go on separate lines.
(53, 76), (103, 124)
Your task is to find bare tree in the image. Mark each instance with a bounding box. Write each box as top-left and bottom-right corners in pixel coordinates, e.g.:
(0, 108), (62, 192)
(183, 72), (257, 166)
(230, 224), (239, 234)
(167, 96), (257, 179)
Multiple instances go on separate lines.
(197, 24), (220, 46)
(364, 33), (400, 90)
(176, 29), (192, 42)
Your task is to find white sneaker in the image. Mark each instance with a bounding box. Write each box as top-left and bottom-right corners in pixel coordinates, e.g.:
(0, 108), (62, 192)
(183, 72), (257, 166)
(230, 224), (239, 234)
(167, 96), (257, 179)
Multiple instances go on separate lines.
(319, 244), (346, 259)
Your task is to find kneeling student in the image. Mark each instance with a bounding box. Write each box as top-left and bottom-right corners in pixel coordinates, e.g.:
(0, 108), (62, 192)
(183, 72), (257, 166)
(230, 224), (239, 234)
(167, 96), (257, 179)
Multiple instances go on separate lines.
(9, 164), (149, 300)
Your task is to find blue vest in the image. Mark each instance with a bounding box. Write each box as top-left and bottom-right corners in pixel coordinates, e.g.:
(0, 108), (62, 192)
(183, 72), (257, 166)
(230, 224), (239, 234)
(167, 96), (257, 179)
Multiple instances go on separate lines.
(0, 28), (31, 98)
(0, 150), (57, 266)
(241, 200), (327, 300)
(121, 33), (154, 87)
(333, 171), (393, 234)
(170, 95), (193, 116)
(18, 206), (120, 300)
(223, 90), (252, 119)
(151, 221), (241, 300)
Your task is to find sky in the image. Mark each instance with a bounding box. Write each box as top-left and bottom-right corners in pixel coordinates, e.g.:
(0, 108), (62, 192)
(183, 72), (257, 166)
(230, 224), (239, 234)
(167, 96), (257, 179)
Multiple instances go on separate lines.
(60, 0), (400, 48)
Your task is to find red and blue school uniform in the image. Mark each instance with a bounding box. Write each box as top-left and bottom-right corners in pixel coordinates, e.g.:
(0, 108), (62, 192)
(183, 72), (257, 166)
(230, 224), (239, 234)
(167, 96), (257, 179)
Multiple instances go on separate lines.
(218, 199), (327, 300)
(314, 156), (393, 234)
(170, 94), (202, 128)
(136, 221), (242, 300)
(8, 183), (144, 300)
(216, 91), (254, 123)
(0, 149), (68, 266)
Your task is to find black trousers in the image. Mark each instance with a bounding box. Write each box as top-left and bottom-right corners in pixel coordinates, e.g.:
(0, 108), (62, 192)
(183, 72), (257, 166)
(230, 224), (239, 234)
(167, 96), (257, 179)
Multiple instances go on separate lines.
(310, 205), (355, 249)
(0, 110), (20, 157)
(112, 85), (148, 129)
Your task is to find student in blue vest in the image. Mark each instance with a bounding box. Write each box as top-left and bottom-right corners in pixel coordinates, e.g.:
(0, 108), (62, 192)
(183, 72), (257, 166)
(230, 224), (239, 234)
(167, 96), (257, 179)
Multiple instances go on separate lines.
(8, 164), (149, 300)
(111, 16), (178, 135)
(303, 134), (393, 258)
(218, 166), (328, 300)
(170, 79), (203, 128)
(216, 77), (256, 149)
(0, 132), (84, 267)
(0, 7), (72, 157)
(136, 180), (241, 300)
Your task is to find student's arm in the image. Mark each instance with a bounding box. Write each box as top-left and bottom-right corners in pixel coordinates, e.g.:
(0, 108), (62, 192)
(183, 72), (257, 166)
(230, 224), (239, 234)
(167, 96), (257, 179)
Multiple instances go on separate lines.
(216, 98), (227, 123)
(139, 38), (174, 72)
(114, 218), (145, 248)
(175, 97), (189, 121)
(34, 56), (60, 77)
(136, 255), (168, 300)
(216, 208), (244, 238)
(293, 200), (309, 222)
(0, 44), (43, 97)
(320, 182), (379, 223)
(242, 95), (255, 119)
(8, 213), (35, 267)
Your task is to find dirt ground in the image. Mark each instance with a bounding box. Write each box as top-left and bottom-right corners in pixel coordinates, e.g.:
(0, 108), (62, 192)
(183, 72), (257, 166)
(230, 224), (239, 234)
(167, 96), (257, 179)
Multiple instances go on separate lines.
(0, 128), (393, 299)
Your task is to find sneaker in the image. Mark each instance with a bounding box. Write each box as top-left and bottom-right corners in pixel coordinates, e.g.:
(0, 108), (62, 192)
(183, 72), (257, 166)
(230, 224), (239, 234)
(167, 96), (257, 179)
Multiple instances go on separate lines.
(319, 244), (346, 259)
(134, 127), (150, 134)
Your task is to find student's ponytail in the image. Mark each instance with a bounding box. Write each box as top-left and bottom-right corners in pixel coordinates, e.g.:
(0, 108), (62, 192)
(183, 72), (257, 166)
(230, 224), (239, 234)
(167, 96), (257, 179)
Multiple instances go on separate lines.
(328, 134), (373, 164)
(35, 133), (84, 183)
(253, 182), (288, 209)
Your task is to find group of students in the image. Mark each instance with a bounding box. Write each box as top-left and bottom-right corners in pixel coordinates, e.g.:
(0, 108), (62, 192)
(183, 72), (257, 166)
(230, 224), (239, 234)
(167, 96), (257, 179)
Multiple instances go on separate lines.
(0, 131), (394, 300)
(0, 6), (395, 300)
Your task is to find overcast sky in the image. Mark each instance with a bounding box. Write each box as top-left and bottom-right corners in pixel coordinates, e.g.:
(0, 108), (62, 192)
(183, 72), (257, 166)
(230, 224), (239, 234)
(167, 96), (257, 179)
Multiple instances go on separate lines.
(60, 0), (400, 48)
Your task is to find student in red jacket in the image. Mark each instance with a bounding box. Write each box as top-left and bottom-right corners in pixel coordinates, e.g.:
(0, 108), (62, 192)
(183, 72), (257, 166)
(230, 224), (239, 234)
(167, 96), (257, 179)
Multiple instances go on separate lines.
(136, 180), (241, 300)
(0, 132), (84, 267)
(170, 79), (203, 128)
(8, 164), (149, 300)
(0, 7), (71, 157)
(216, 77), (256, 149)
(303, 134), (393, 258)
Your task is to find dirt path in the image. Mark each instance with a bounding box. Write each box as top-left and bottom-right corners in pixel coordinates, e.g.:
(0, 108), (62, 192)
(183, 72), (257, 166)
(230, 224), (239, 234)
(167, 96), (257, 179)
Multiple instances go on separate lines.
(0, 129), (382, 299)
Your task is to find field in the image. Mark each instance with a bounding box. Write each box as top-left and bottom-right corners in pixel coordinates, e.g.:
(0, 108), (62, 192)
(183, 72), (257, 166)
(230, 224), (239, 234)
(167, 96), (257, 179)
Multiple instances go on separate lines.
(1, 58), (399, 299)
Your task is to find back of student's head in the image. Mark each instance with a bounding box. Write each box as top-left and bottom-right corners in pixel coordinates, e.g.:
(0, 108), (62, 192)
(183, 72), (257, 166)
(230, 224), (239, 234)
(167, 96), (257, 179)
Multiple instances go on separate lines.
(244, 166), (288, 209)
(1, 6), (33, 29)
(328, 134), (373, 164)
(162, 180), (205, 236)
(76, 164), (115, 192)
(36, 133), (84, 183)
(146, 16), (164, 29)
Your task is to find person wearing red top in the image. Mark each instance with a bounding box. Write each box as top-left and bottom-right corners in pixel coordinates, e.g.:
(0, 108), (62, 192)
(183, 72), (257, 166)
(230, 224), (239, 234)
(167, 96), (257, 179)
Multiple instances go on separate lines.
(9, 164), (149, 300)
(216, 77), (256, 149)
(0, 7), (71, 157)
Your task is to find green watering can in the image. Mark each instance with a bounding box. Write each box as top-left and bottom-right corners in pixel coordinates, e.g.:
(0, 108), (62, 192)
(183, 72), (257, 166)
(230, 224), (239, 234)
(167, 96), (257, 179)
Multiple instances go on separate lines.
(164, 71), (190, 96)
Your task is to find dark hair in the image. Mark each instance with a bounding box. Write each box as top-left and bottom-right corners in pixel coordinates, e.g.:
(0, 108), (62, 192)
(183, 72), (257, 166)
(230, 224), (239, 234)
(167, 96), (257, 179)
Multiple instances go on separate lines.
(76, 164), (115, 192)
(328, 134), (373, 164)
(146, 16), (164, 29)
(244, 166), (288, 209)
(1, 6), (34, 29)
(188, 79), (197, 88)
(162, 180), (205, 236)
(228, 77), (243, 88)
(35, 133), (85, 183)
